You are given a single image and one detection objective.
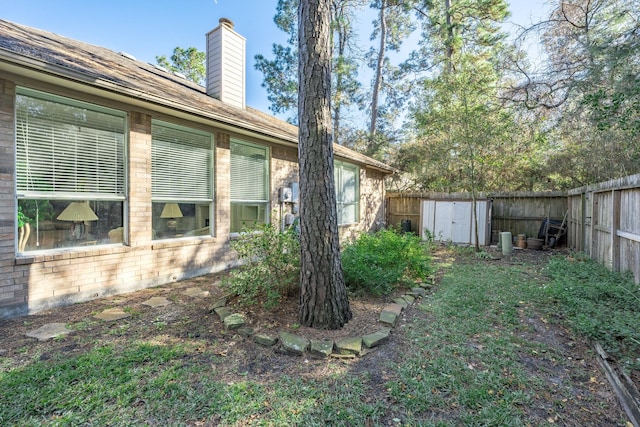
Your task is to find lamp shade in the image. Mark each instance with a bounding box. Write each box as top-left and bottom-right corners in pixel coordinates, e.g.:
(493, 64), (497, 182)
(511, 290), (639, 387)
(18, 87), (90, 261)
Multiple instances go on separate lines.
(57, 202), (99, 221)
(160, 203), (183, 218)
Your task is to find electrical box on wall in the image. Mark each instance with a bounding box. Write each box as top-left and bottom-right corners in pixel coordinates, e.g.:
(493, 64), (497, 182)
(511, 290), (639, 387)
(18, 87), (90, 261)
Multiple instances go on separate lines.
(279, 187), (293, 203)
(291, 182), (299, 203)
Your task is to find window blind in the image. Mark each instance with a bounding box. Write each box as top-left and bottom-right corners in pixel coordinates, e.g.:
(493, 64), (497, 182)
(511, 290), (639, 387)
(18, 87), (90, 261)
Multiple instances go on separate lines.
(15, 89), (126, 199)
(152, 121), (213, 202)
(335, 160), (360, 224)
(230, 141), (268, 201)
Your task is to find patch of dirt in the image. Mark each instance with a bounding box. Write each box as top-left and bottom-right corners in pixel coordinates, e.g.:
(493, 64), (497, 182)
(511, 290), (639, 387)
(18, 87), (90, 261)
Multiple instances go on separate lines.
(0, 246), (633, 425)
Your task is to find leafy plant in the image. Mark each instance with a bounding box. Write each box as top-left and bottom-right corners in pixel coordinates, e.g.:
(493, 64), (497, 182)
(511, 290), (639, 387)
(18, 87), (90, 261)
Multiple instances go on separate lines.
(17, 206), (30, 228)
(223, 222), (300, 308)
(341, 228), (433, 296)
(545, 254), (640, 371)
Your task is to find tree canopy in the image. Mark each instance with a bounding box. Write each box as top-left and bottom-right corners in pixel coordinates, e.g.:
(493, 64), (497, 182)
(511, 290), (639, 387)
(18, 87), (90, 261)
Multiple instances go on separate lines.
(157, 0), (640, 192)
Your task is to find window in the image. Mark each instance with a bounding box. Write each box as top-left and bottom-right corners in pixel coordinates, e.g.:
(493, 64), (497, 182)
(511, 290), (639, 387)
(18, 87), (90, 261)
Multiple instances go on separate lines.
(151, 120), (213, 239)
(335, 160), (360, 225)
(15, 88), (126, 252)
(230, 140), (269, 232)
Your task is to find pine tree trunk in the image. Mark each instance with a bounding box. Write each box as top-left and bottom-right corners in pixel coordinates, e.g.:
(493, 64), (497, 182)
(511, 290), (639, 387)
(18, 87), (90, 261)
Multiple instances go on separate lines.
(297, 0), (352, 329)
(370, 0), (387, 139)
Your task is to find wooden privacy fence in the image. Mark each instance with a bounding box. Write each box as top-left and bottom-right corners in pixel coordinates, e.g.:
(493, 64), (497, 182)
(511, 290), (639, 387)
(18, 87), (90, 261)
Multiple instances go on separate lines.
(567, 174), (640, 284)
(386, 191), (567, 244)
(387, 174), (640, 283)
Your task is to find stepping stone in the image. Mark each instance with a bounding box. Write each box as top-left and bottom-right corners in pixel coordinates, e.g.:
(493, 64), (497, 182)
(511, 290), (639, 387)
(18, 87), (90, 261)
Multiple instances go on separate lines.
(210, 297), (227, 310)
(310, 340), (334, 358)
(279, 332), (309, 355)
(411, 287), (426, 297)
(379, 310), (398, 327)
(392, 297), (409, 309)
(214, 306), (231, 321)
(237, 327), (254, 337)
(223, 313), (246, 330)
(363, 328), (391, 348)
(254, 333), (278, 347)
(402, 294), (415, 304)
(335, 337), (362, 355)
(330, 353), (356, 359)
(94, 308), (131, 321)
(382, 303), (403, 316)
(142, 296), (172, 307)
(182, 287), (210, 298)
(26, 323), (73, 341)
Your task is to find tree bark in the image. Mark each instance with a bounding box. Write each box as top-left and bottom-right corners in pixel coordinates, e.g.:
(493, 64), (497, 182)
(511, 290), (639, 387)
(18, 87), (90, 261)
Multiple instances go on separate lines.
(297, 0), (352, 329)
(370, 0), (387, 139)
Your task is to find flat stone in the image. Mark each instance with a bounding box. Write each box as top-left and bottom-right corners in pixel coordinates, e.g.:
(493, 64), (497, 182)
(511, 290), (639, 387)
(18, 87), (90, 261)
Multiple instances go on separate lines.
(94, 308), (131, 321)
(26, 323), (73, 341)
(211, 297), (227, 310)
(142, 296), (172, 307)
(214, 306), (231, 321)
(402, 294), (415, 304)
(382, 303), (404, 316)
(379, 310), (398, 327)
(310, 340), (334, 358)
(279, 332), (309, 355)
(363, 328), (391, 348)
(223, 313), (246, 330)
(411, 287), (426, 297)
(254, 333), (278, 347)
(237, 327), (254, 337)
(392, 297), (409, 309)
(330, 353), (356, 359)
(182, 287), (210, 298)
(335, 337), (362, 355)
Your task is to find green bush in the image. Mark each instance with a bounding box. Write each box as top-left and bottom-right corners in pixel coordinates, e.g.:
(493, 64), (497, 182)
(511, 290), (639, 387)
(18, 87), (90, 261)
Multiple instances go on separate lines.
(341, 228), (433, 296)
(223, 222), (300, 308)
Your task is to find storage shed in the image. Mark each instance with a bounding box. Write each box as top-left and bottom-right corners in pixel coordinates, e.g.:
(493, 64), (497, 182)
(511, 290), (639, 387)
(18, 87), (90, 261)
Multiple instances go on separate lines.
(420, 199), (492, 246)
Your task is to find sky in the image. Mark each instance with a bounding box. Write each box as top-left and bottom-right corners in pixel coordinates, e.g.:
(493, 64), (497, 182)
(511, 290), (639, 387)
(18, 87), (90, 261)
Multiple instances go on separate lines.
(2, 0), (550, 115)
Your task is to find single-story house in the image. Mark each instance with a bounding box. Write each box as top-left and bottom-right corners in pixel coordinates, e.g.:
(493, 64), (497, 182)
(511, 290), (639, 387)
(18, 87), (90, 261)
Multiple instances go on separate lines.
(0, 18), (395, 319)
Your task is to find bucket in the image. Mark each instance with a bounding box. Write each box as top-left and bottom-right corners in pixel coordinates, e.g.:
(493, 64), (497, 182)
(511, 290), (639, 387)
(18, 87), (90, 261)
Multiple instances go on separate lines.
(500, 232), (513, 255)
(526, 238), (544, 250)
(516, 234), (527, 249)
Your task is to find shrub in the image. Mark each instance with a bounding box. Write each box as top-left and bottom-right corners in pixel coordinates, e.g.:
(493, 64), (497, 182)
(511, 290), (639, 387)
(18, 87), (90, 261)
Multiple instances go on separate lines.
(223, 222), (299, 308)
(341, 228), (433, 296)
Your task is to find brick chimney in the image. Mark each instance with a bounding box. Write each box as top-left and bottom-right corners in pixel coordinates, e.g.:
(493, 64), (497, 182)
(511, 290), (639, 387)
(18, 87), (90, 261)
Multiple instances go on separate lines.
(206, 18), (246, 109)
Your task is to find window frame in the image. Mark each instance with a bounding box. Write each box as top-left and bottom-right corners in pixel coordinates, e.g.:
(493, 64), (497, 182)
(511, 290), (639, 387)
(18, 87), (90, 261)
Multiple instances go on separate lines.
(335, 160), (360, 226)
(15, 87), (127, 253)
(229, 139), (270, 233)
(151, 119), (214, 240)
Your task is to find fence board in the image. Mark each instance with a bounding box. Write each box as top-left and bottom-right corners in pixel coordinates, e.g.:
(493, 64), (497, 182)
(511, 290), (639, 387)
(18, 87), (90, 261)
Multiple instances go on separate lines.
(388, 177), (640, 283)
(386, 192), (567, 243)
(567, 174), (640, 283)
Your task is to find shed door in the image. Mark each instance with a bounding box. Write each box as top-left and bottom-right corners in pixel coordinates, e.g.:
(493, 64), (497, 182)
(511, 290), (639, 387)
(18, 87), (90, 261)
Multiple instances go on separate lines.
(421, 200), (490, 245)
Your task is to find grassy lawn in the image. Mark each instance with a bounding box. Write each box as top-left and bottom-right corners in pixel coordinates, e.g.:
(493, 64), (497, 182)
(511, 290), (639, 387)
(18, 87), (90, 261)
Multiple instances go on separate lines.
(1, 248), (635, 426)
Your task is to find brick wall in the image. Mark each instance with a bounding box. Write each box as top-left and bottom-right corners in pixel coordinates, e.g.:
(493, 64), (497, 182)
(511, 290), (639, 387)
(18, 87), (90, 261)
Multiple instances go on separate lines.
(0, 79), (20, 312)
(0, 77), (389, 319)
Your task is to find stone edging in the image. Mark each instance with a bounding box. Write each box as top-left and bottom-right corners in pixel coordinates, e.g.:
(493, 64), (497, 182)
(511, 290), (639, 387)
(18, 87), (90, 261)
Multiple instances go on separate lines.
(212, 277), (435, 359)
